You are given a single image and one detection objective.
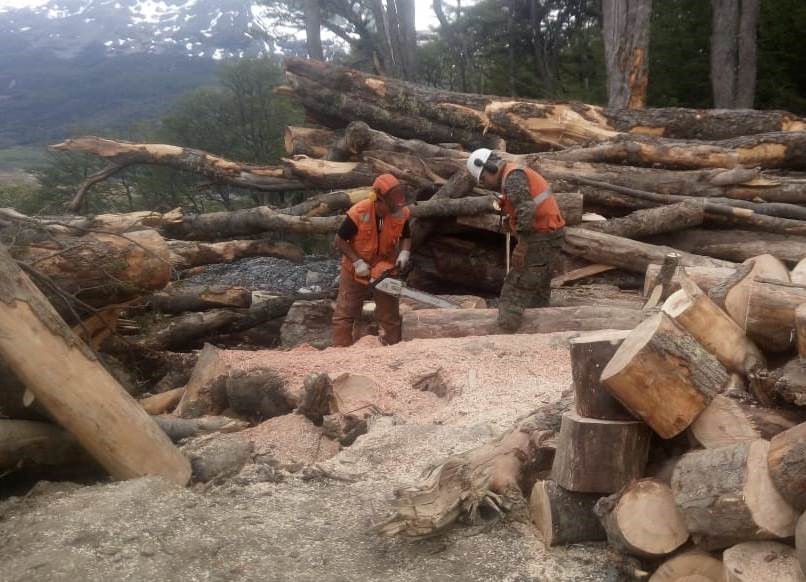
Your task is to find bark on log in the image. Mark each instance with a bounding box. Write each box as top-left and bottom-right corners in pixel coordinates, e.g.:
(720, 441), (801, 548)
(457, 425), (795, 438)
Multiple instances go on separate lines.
(648, 550), (726, 582)
(671, 440), (799, 545)
(283, 57), (806, 150)
(644, 264), (736, 297)
(689, 395), (799, 449)
(594, 478), (689, 558)
(569, 329), (635, 420)
(652, 229), (806, 266)
(174, 344), (229, 419)
(148, 285), (252, 314)
(768, 422), (806, 512)
(0, 244), (190, 484)
(792, 258), (806, 285)
(327, 121), (468, 162)
(376, 397), (571, 538)
(582, 201), (705, 239)
(139, 387), (185, 415)
(661, 278), (765, 374)
(528, 479), (606, 546)
(167, 238), (304, 269)
(797, 304), (806, 360)
(751, 359), (806, 408)
(0, 419), (93, 471)
(453, 192), (583, 232)
(151, 415), (250, 443)
(551, 411), (650, 493)
(284, 126), (337, 157)
(797, 512), (806, 576)
(401, 306), (643, 341)
(602, 0), (651, 109)
(601, 312), (730, 438)
(280, 187), (372, 217)
(564, 227), (735, 275)
(723, 541), (805, 582)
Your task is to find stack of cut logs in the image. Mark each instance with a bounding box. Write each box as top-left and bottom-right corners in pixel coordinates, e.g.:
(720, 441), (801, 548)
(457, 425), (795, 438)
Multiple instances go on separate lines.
(528, 261), (806, 581)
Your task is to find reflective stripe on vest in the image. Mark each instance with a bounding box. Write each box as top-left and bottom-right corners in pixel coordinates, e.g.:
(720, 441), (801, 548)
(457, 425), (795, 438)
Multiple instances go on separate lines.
(533, 187), (552, 207)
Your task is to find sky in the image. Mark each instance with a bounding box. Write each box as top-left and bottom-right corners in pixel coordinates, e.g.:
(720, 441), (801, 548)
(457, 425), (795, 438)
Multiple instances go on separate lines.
(0, 0), (446, 30)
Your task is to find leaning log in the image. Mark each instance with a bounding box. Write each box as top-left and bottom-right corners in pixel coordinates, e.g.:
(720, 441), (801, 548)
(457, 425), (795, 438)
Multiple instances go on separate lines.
(0, 244), (190, 484)
(400, 306), (643, 341)
(529, 479), (605, 546)
(601, 312), (730, 438)
(672, 440), (799, 546)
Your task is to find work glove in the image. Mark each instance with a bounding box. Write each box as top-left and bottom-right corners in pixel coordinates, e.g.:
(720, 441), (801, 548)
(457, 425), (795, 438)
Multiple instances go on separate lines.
(353, 258), (371, 278)
(511, 240), (528, 271)
(395, 250), (411, 270)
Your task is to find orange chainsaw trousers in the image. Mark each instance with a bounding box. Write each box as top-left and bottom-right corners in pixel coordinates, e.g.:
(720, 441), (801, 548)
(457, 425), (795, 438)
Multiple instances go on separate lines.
(331, 272), (401, 347)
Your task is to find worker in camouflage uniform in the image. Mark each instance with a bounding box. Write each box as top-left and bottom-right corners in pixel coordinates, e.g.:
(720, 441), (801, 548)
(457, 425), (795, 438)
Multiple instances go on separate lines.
(466, 148), (566, 332)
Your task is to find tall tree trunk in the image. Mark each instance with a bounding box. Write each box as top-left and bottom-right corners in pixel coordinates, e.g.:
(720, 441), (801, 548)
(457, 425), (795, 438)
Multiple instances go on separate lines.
(711, 0), (760, 108)
(602, 0), (652, 109)
(397, 0), (417, 80)
(303, 0), (324, 61)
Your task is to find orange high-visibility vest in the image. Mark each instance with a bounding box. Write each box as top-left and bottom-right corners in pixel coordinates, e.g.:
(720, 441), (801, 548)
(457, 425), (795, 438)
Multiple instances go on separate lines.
(500, 163), (565, 232)
(340, 199), (411, 276)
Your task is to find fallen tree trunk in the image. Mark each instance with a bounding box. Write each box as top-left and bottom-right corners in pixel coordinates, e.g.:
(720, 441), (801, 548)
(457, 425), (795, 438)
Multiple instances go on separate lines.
(167, 238), (304, 269)
(148, 285), (252, 314)
(283, 57), (806, 150)
(151, 415), (249, 443)
(326, 121), (468, 162)
(671, 440), (799, 546)
(581, 200), (705, 239)
(651, 229), (806, 266)
(279, 187), (372, 217)
(0, 244), (190, 484)
(529, 479), (605, 546)
(401, 305), (643, 341)
(283, 126), (338, 157)
(594, 479), (689, 558)
(601, 313), (730, 438)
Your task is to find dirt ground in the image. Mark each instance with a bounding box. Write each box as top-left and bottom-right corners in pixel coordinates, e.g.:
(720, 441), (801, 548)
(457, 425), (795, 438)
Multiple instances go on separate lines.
(0, 332), (641, 582)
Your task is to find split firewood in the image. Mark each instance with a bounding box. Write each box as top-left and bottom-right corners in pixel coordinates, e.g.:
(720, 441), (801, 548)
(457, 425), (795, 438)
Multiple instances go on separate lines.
(671, 440), (799, 547)
(452, 191), (583, 228)
(400, 306), (643, 341)
(0, 419), (94, 471)
(594, 479), (689, 558)
(550, 412), (651, 493)
(375, 397), (570, 538)
(149, 285), (252, 314)
(723, 541), (805, 582)
(0, 244), (190, 484)
(151, 415), (250, 443)
(569, 330), (634, 420)
(528, 479), (605, 546)
(648, 549), (725, 582)
(661, 275), (766, 374)
(283, 126), (338, 157)
(581, 200), (705, 239)
(688, 395), (800, 449)
(139, 387), (185, 415)
(601, 313), (730, 438)
(174, 344), (230, 419)
(768, 422), (806, 512)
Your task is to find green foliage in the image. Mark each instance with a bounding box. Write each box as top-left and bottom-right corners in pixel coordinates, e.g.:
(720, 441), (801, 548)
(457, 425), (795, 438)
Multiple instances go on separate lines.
(757, 0), (806, 113)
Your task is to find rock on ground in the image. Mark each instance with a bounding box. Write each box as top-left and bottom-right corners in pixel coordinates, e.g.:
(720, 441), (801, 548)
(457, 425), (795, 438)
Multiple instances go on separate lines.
(183, 256), (339, 294)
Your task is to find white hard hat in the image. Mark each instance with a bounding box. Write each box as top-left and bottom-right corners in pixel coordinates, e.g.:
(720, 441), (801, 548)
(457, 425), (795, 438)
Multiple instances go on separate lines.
(467, 148), (493, 182)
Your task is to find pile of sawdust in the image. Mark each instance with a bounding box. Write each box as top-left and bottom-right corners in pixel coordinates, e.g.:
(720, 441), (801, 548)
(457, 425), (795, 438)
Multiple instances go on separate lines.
(243, 413), (340, 466)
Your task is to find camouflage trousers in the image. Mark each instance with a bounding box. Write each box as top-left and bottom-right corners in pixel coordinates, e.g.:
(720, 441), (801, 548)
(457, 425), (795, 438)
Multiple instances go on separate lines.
(498, 229), (565, 333)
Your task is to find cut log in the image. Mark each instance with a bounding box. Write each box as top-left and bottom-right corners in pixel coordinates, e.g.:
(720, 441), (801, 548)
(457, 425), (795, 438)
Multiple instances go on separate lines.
(768, 422), (806, 512)
(283, 125), (337, 157)
(0, 419), (93, 471)
(452, 192), (583, 229)
(167, 238), (304, 269)
(551, 411), (651, 493)
(743, 256), (795, 352)
(327, 121), (468, 162)
(671, 440), (799, 545)
(401, 306), (643, 341)
(601, 313), (730, 438)
(569, 329), (634, 420)
(652, 229), (806, 266)
(797, 512), (806, 575)
(649, 550), (725, 582)
(644, 265), (735, 297)
(139, 387), (185, 415)
(174, 344), (229, 419)
(689, 395), (799, 448)
(149, 285), (252, 314)
(661, 278), (766, 374)
(376, 397), (571, 538)
(723, 541), (805, 582)
(280, 187), (372, 217)
(0, 244), (190, 484)
(528, 479), (605, 546)
(151, 415), (250, 443)
(792, 258), (806, 285)
(582, 200), (705, 239)
(798, 304), (806, 360)
(564, 227), (735, 274)
(752, 359), (806, 407)
(594, 479), (689, 558)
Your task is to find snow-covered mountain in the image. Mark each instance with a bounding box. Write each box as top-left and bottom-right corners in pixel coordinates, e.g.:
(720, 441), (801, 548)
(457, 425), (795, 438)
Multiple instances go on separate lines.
(0, 0), (281, 59)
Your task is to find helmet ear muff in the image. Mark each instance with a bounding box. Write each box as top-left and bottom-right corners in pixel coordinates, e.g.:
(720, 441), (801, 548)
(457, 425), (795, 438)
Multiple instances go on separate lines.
(484, 161), (499, 174)
(368, 190), (378, 202)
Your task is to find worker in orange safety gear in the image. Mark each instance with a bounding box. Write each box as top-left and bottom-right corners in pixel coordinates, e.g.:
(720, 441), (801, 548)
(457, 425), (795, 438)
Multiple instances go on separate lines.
(331, 174), (412, 347)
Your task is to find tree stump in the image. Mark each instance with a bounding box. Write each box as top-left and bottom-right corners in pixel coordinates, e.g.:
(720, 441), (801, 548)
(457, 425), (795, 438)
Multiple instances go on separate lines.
(768, 422), (806, 512)
(662, 275), (765, 374)
(648, 549), (725, 582)
(671, 440), (799, 547)
(601, 312), (730, 438)
(595, 479), (689, 558)
(689, 395), (799, 449)
(569, 330), (634, 420)
(551, 411), (651, 493)
(528, 479), (605, 546)
(723, 541), (805, 582)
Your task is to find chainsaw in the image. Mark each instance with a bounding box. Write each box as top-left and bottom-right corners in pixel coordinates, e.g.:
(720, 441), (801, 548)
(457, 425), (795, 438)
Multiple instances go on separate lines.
(356, 262), (460, 309)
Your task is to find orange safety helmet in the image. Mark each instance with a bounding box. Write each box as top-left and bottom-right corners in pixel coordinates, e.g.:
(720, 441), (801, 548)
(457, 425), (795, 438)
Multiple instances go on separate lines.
(372, 174), (407, 210)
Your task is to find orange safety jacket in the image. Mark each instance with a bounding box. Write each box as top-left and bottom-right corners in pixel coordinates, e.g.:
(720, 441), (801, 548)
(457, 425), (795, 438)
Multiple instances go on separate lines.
(340, 198), (411, 278)
(500, 163), (566, 233)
